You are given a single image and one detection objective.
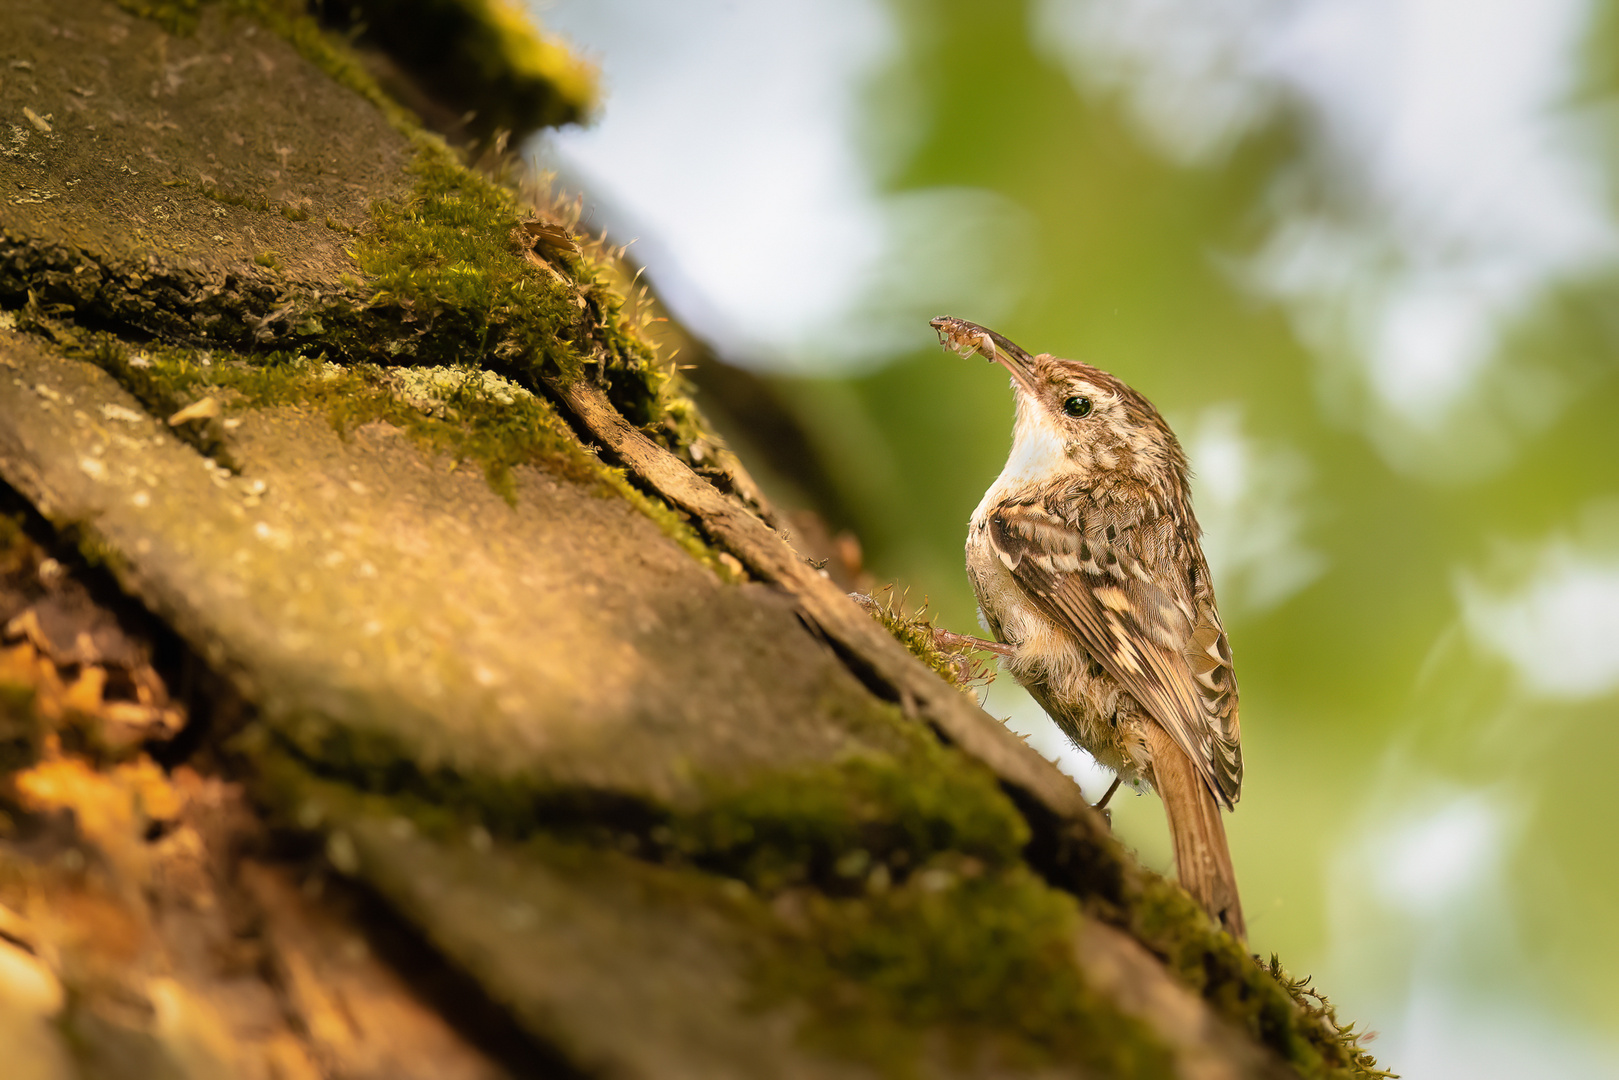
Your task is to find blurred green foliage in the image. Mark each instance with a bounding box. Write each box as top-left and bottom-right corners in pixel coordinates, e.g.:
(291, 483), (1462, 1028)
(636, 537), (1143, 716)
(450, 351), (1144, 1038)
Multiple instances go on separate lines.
(770, 0), (1619, 1043)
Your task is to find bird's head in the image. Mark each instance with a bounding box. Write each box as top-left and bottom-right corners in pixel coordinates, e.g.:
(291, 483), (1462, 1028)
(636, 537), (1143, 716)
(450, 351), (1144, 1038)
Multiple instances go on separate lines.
(931, 316), (1187, 496)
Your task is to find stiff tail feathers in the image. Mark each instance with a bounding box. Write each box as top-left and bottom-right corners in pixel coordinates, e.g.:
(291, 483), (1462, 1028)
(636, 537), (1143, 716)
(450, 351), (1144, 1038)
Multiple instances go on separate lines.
(1145, 724), (1246, 941)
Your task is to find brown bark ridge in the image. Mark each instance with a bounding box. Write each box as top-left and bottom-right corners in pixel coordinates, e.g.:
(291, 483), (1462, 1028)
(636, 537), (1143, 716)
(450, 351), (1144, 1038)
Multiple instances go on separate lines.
(0, 1), (1394, 1078)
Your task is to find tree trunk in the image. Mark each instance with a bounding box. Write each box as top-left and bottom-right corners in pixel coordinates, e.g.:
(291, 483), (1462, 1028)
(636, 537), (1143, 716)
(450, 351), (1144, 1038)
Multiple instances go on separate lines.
(0, 2), (1390, 1077)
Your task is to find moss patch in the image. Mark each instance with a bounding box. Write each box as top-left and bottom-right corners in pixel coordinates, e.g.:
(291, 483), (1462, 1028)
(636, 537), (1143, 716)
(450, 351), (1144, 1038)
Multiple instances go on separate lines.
(244, 719), (1172, 1079)
(347, 143), (717, 464)
(245, 688), (1027, 880)
(758, 867), (1174, 1079)
(1125, 875), (1394, 1078)
(105, 0), (670, 438)
(344, 148), (590, 376)
(1015, 779), (1392, 1076)
(854, 587), (993, 692)
(11, 0), (725, 511)
(27, 322), (589, 491)
(1265, 956), (1397, 1080)
(670, 742), (1026, 894)
(111, 0), (214, 35)
(18, 305), (736, 573)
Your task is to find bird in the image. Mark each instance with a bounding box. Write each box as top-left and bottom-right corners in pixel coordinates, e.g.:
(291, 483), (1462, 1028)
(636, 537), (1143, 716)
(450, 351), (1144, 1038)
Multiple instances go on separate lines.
(933, 315), (1246, 940)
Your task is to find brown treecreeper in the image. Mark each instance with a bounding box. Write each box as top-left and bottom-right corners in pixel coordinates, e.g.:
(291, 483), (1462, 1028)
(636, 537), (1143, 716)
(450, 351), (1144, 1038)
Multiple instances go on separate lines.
(934, 316), (1245, 939)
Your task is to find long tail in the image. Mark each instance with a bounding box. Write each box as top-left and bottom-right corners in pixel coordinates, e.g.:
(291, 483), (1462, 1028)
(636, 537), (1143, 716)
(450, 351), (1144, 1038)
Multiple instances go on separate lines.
(1145, 724), (1246, 941)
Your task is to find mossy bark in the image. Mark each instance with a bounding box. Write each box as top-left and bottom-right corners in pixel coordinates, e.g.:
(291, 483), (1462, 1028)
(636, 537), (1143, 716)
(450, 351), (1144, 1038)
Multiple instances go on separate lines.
(0, 1), (1393, 1078)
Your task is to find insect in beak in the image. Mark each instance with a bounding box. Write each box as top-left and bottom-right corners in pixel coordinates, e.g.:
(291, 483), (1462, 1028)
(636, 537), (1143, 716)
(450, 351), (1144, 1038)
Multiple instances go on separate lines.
(930, 316), (1042, 396)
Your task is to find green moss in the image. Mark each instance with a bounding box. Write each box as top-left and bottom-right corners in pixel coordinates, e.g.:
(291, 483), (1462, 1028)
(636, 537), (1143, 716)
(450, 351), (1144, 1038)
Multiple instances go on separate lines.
(334, 138), (730, 478)
(246, 688), (1025, 879)
(50, 519), (131, 579)
(45, 327), (606, 501)
(242, 717), (1171, 1079)
(758, 866), (1174, 1079)
(672, 745), (1027, 892)
(20, 299), (736, 572)
(1013, 771), (1391, 1076)
(1264, 956), (1398, 1080)
(346, 147), (587, 377)
(669, 733), (1169, 1075)
(346, 145), (699, 428)
(112, 0), (208, 34)
(1125, 875), (1395, 1078)
(31, 0), (727, 557)
(240, 721), (465, 839)
(855, 588), (992, 692)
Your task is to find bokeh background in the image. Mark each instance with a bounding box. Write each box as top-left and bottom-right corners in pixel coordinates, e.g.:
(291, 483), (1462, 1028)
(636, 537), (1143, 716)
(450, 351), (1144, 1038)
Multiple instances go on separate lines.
(526, 1), (1619, 1075)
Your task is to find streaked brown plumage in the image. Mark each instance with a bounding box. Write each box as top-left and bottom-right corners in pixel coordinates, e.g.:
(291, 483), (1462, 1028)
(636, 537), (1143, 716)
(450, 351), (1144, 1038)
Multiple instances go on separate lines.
(935, 316), (1246, 939)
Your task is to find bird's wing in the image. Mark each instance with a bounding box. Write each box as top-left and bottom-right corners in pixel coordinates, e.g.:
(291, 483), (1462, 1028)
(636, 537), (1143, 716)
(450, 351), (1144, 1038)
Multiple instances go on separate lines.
(988, 498), (1242, 806)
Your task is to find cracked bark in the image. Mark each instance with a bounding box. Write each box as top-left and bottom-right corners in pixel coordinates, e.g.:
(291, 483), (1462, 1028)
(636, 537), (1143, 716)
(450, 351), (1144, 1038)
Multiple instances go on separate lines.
(0, 1), (1382, 1078)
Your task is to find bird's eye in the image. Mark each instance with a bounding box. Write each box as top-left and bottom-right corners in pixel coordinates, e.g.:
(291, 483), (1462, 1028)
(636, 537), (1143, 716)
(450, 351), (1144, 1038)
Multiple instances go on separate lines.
(1063, 395), (1093, 418)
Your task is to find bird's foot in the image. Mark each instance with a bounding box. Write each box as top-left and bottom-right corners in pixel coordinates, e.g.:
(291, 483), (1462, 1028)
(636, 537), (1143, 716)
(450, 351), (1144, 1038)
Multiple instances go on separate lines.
(929, 628), (1013, 658)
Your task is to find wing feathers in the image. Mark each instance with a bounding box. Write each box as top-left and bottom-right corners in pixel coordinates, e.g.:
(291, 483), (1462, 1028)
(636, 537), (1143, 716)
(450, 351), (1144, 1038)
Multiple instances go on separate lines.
(989, 499), (1242, 807)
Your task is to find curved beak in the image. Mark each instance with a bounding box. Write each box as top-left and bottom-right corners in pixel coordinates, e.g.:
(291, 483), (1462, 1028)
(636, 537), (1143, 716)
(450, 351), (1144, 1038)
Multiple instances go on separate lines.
(930, 316), (1041, 396)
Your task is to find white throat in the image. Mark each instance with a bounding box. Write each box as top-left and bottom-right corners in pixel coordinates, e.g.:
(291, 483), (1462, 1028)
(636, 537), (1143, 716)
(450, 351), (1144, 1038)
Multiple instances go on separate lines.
(972, 394), (1068, 521)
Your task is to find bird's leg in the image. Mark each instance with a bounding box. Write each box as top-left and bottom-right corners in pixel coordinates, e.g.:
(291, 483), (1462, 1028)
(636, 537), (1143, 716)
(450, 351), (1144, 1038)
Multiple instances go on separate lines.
(1089, 776), (1123, 830)
(930, 628), (1013, 658)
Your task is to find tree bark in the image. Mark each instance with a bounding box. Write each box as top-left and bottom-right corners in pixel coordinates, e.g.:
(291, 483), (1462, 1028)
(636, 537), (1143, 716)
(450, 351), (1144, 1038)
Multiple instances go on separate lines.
(0, 2), (1391, 1078)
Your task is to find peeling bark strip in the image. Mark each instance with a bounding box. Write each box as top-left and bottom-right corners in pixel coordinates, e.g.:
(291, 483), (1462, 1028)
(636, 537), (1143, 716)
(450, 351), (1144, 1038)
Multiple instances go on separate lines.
(553, 379), (1108, 836)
